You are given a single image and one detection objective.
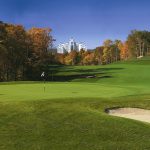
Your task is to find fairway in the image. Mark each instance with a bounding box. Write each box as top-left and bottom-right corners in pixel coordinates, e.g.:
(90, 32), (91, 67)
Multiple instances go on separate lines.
(0, 59), (150, 150)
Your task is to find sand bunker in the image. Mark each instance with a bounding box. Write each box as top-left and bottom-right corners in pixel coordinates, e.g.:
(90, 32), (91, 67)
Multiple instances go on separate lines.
(107, 108), (150, 123)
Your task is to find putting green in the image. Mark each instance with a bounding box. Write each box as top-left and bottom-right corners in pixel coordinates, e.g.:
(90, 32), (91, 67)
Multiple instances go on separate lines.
(0, 82), (144, 101)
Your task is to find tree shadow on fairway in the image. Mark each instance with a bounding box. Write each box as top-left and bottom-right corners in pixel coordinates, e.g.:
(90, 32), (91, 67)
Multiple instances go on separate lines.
(46, 65), (124, 82)
(98, 75), (112, 79)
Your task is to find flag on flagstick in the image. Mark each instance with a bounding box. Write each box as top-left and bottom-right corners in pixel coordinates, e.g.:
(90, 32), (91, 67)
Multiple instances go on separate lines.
(41, 72), (45, 77)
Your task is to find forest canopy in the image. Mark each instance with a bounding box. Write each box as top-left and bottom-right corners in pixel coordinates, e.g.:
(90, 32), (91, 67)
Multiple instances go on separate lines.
(1, 21), (150, 81)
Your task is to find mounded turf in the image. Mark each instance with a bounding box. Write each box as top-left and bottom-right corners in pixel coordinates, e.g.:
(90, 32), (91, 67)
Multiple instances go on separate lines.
(0, 58), (150, 150)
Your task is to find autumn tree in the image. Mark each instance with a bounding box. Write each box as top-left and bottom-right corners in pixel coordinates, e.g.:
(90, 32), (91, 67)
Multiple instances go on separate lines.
(64, 50), (79, 65)
(55, 53), (65, 64)
(102, 39), (113, 64)
(26, 27), (53, 79)
(94, 46), (104, 64)
(0, 21), (8, 81)
(27, 28), (52, 55)
(0, 21), (55, 81)
(83, 51), (95, 65)
(4, 24), (28, 80)
(0, 42), (8, 81)
(78, 49), (86, 65)
(113, 40), (121, 61)
(127, 30), (150, 58)
(119, 41), (129, 60)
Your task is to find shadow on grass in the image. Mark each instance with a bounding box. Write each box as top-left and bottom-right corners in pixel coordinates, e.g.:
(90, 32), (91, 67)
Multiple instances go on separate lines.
(46, 65), (124, 82)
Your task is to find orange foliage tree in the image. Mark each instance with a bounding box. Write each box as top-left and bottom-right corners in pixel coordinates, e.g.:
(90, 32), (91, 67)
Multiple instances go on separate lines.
(119, 41), (129, 60)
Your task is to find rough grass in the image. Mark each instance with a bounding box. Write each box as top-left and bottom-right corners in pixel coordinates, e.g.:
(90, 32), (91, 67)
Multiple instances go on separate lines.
(0, 59), (150, 150)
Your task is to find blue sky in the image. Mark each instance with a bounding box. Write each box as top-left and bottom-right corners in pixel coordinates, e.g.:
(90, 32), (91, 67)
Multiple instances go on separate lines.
(0, 0), (150, 48)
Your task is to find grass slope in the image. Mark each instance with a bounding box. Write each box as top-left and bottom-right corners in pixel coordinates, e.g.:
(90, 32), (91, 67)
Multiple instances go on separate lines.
(0, 59), (150, 150)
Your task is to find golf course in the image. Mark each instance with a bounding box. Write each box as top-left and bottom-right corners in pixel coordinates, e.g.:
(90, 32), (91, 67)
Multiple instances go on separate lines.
(0, 58), (150, 150)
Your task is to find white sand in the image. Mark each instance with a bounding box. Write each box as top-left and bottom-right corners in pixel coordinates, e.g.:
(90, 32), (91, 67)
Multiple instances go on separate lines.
(108, 108), (150, 123)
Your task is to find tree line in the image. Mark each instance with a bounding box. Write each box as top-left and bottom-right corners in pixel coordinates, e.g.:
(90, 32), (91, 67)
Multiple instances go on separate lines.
(56, 30), (150, 65)
(1, 21), (150, 81)
(0, 21), (55, 81)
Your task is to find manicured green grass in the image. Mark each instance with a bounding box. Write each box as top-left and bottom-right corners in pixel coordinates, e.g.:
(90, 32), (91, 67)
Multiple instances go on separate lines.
(0, 59), (150, 150)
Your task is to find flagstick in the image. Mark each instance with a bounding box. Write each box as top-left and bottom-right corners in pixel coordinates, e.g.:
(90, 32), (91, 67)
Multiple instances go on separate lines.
(44, 78), (46, 92)
(41, 72), (46, 93)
